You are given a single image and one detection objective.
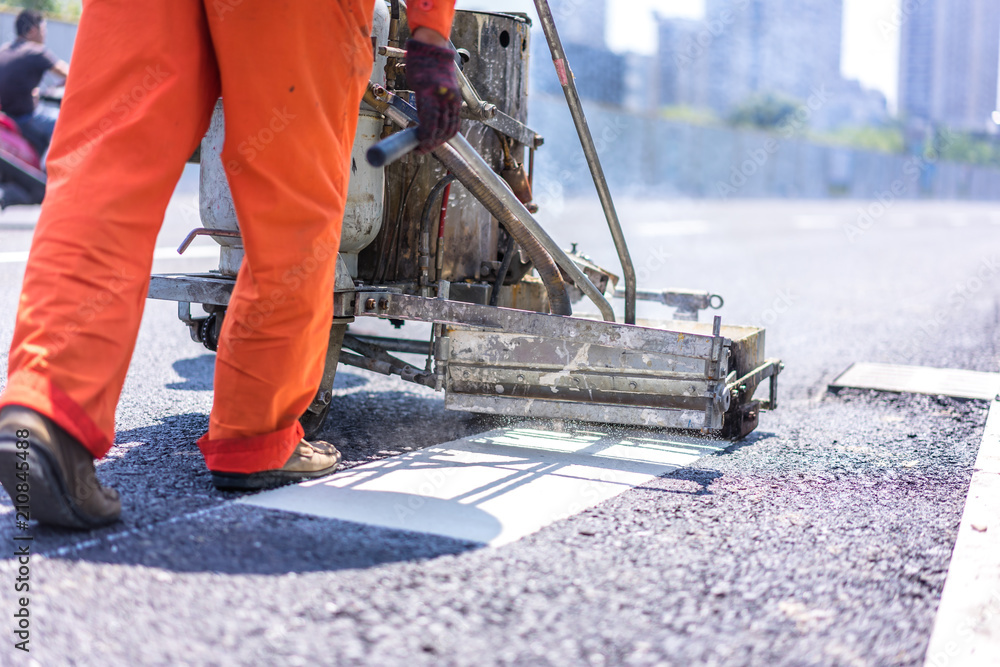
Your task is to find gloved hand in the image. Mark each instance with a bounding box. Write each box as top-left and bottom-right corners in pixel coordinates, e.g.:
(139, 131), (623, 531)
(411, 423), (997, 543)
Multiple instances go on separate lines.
(405, 38), (461, 154)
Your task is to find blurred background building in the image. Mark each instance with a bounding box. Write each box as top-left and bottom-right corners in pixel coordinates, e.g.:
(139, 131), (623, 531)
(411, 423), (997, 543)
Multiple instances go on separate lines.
(897, 0), (1000, 131)
(533, 0), (626, 106)
(653, 0), (886, 129)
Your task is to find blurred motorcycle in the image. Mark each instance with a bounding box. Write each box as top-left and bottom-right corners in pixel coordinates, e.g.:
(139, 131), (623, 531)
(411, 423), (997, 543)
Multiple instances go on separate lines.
(0, 86), (61, 209)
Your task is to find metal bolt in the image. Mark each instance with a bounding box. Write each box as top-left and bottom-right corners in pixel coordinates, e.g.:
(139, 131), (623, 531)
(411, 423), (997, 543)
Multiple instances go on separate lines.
(629, 382), (638, 390)
(517, 374), (525, 382)
(364, 298), (376, 310)
(378, 298), (389, 311)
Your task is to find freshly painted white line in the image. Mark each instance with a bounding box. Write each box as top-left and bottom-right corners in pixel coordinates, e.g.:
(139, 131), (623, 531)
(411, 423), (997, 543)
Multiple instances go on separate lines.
(830, 363), (1000, 401)
(924, 401), (1000, 666)
(241, 425), (725, 546)
(0, 246), (218, 265)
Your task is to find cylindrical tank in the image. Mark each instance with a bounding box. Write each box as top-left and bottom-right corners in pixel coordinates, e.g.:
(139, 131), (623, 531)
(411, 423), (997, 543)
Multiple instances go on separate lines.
(198, 0), (390, 277)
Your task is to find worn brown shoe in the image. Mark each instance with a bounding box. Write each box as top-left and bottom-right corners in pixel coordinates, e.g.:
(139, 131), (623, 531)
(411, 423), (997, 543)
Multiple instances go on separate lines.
(0, 405), (121, 529)
(210, 439), (342, 491)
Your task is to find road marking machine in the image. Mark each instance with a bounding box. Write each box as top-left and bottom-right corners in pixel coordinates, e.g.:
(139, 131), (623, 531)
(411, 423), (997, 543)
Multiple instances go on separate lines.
(148, 1), (782, 441)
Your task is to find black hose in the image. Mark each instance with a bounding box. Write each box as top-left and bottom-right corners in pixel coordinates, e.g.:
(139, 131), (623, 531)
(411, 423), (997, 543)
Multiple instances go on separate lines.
(431, 145), (572, 316)
(489, 234), (515, 307)
(419, 173), (457, 268)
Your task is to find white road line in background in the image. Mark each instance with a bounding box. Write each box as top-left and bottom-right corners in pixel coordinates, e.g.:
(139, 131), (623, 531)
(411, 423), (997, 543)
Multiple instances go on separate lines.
(792, 215), (839, 230)
(242, 425), (724, 546)
(830, 363), (1000, 401)
(635, 220), (712, 237)
(0, 246), (218, 265)
(924, 400), (1000, 666)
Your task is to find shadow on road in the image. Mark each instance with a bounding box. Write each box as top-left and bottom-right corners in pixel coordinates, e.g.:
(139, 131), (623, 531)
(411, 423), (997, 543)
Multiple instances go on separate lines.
(50, 503), (481, 575)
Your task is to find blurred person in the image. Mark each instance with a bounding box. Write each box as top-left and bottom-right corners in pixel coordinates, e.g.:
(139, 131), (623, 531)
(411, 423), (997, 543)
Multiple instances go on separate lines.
(0, 0), (460, 529)
(0, 9), (69, 156)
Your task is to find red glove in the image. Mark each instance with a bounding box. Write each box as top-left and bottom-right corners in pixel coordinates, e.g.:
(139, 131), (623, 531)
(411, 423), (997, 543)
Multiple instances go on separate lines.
(405, 38), (461, 154)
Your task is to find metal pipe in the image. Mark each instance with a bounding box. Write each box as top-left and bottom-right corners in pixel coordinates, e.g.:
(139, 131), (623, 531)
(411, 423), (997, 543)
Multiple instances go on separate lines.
(348, 334), (432, 356)
(456, 68), (498, 120)
(532, 0), (637, 325)
(432, 142), (573, 316)
(365, 84), (615, 321)
(445, 134), (615, 322)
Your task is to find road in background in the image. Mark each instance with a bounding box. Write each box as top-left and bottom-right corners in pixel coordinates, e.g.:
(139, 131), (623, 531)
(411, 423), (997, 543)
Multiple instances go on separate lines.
(0, 186), (997, 665)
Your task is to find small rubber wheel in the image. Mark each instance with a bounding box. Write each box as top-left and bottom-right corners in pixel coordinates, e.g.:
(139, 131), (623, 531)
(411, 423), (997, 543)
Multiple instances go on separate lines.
(299, 400), (333, 439)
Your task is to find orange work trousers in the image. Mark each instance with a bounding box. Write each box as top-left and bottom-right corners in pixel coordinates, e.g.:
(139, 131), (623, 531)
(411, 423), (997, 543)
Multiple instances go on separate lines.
(1, 0), (376, 473)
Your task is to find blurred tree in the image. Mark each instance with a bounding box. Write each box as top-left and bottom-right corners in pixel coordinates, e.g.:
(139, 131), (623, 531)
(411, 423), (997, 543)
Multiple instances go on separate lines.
(659, 105), (721, 127)
(935, 130), (1000, 167)
(815, 125), (906, 154)
(8, 0), (60, 12)
(728, 93), (800, 130)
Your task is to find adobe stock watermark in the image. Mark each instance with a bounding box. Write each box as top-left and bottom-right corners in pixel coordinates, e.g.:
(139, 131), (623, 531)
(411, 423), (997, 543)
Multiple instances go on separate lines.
(63, 65), (171, 169)
(877, 0), (931, 40)
(716, 86), (832, 199)
(225, 107), (297, 176)
(46, 268), (135, 355)
(222, 236), (338, 353)
(672, 0), (751, 70)
(925, 587), (1000, 667)
(213, 0), (243, 20)
(758, 289), (797, 327)
(635, 245), (672, 288)
(533, 115), (630, 217)
(843, 129), (956, 243)
(886, 255), (1000, 365)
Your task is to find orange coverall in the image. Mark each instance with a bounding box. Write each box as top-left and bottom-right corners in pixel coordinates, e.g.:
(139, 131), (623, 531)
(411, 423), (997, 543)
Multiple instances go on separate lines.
(0, 0), (455, 474)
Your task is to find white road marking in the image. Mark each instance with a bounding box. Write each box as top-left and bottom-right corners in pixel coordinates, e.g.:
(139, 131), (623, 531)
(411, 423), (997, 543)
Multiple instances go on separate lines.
(792, 215), (839, 230)
(241, 425), (725, 546)
(0, 246), (218, 265)
(634, 220), (712, 236)
(924, 400), (1000, 666)
(830, 363), (1000, 401)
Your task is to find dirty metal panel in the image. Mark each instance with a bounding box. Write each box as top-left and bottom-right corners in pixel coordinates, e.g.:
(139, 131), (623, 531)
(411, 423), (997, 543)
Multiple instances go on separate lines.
(357, 293), (722, 359)
(447, 330), (713, 376)
(445, 394), (722, 430)
(830, 362), (1000, 401)
(448, 366), (715, 398)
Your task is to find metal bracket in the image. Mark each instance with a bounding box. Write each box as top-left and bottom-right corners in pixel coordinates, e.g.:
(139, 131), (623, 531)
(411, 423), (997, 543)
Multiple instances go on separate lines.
(614, 288), (724, 322)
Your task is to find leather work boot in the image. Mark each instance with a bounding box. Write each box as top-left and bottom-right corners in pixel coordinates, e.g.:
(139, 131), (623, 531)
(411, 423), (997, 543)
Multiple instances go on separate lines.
(211, 439), (342, 491)
(0, 405), (121, 529)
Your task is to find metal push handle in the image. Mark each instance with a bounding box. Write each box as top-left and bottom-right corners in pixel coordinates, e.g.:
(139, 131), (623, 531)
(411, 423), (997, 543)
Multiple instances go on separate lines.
(367, 127), (420, 167)
(532, 0), (638, 325)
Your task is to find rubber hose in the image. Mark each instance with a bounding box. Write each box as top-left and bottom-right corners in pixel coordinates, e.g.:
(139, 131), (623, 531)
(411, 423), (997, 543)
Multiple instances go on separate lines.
(490, 234), (515, 307)
(420, 173), (457, 259)
(431, 147), (572, 316)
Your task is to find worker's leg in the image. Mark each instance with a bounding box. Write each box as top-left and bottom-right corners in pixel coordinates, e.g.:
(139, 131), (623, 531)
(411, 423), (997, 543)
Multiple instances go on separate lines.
(196, 0), (375, 474)
(0, 0), (220, 457)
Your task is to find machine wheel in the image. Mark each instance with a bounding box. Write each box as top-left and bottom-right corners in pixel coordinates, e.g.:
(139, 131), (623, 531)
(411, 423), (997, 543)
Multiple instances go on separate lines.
(298, 321), (349, 439)
(300, 400), (333, 440)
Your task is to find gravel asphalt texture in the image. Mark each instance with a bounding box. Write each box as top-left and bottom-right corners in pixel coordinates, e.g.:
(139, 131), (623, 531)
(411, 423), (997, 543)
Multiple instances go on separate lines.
(0, 184), (998, 665)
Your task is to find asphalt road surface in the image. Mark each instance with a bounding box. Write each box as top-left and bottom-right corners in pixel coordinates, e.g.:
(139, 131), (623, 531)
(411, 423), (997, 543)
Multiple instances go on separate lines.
(1, 170), (997, 665)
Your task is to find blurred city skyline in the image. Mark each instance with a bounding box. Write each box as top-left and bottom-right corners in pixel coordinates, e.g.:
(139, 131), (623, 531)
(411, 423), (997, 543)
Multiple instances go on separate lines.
(456, 0), (930, 114)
